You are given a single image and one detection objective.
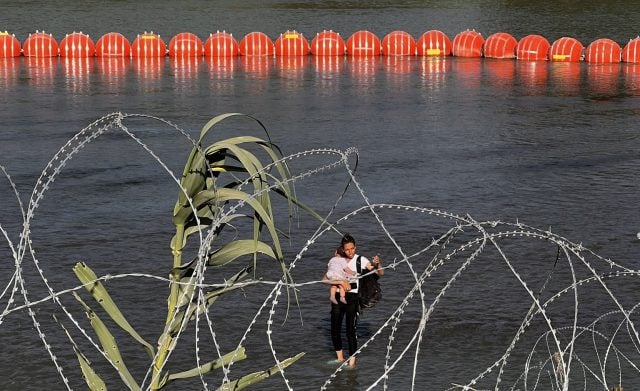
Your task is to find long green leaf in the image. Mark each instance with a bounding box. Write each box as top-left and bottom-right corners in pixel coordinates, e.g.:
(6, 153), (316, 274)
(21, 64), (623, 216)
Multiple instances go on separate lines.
(164, 347), (247, 383)
(73, 262), (155, 360)
(216, 352), (305, 391)
(74, 293), (140, 391)
(54, 315), (107, 391)
(208, 240), (276, 267)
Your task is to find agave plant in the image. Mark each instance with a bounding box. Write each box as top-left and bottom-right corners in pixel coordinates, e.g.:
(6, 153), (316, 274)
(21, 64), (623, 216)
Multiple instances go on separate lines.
(70, 113), (305, 390)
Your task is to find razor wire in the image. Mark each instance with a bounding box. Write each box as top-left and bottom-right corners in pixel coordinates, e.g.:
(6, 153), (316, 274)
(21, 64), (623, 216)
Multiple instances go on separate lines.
(0, 113), (639, 390)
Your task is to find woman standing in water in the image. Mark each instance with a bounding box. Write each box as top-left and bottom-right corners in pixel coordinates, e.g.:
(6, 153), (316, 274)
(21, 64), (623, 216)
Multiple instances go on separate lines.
(330, 234), (383, 367)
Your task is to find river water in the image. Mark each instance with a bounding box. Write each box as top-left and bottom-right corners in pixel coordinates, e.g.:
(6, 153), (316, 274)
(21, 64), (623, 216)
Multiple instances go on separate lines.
(1, 1), (640, 390)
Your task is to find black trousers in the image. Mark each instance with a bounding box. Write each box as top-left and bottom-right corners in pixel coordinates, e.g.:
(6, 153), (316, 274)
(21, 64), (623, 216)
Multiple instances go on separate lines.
(330, 291), (359, 356)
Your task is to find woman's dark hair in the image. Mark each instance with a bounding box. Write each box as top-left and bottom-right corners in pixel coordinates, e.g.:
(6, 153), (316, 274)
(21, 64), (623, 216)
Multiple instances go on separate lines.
(336, 246), (346, 257)
(341, 234), (356, 247)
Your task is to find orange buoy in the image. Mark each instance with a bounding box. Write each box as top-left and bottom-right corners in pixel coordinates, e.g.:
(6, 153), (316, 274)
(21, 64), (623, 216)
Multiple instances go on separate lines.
(346, 30), (381, 56)
(23, 31), (59, 57)
(516, 34), (550, 61)
(310, 30), (346, 56)
(549, 37), (583, 62)
(239, 32), (275, 56)
(275, 30), (310, 56)
(416, 30), (451, 57)
(585, 38), (621, 64)
(622, 37), (640, 63)
(452, 30), (484, 57)
(204, 31), (239, 57)
(381, 31), (416, 56)
(169, 32), (204, 57)
(483, 32), (517, 59)
(131, 32), (167, 57)
(95, 32), (131, 57)
(0, 32), (21, 57)
(59, 32), (95, 57)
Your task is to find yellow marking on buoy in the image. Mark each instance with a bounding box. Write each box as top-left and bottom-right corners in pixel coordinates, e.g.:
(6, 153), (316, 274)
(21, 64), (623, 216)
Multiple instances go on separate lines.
(0, 31), (9, 36)
(426, 48), (441, 56)
(142, 35), (157, 40)
(285, 33), (299, 39)
(552, 54), (570, 60)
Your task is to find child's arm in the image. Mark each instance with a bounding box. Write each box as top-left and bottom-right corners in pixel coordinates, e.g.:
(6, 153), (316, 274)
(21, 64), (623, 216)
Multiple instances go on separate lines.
(343, 267), (355, 276)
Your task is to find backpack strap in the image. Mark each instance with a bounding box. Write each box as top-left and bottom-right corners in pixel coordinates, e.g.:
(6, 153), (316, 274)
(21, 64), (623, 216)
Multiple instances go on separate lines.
(355, 255), (362, 275)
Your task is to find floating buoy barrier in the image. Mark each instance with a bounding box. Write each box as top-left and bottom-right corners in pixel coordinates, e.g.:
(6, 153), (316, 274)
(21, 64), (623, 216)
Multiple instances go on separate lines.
(204, 31), (239, 57)
(23, 31), (58, 57)
(585, 38), (621, 64)
(483, 32), (517, 59)
(59, 32), (95, 57)
(131, 32), (166, 57)
(452, 30), (484, 58)
(1, 27), (639, 85)
(311, 30), (345, 56)
(275, 30), (310, 56)
(416, 30), (451, 57)
(549, 37), (583, 62)
(169, 32), (204, 58)
(516, 34), (550, 61)
(239, 32), (275, 56)
(622, 37), (640, 63)
(95, 32), (131, 57)
(382, 31), (416, 56)
(0, 31), (21, 58)
(346, 30), (381, 56)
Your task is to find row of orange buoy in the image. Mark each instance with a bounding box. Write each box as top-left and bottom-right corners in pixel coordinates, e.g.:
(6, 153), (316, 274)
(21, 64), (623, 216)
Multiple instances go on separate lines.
(1, 29), (639, 64)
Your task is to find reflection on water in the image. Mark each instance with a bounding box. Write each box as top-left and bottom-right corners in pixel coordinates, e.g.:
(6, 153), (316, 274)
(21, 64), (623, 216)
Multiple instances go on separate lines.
(96, 57), (127, 92)
(622, 63), (640, 95)
(240, 56), (272, 79)
(420, 57), (449, 92)
(516, 61), (548, 95)
(25, 57), (56, 89)
(132, 56), (163, 94)
(550, 62), (582, 96)
(450, 57), (482, 89)
(61, 57), (92, 95)
(349, 56), (378, 94)
(0, 58), (19, 90)
(484, 59), (516, 88)
(0, 56), (636, 97)
(587, 63), (621, 97)
(276, 56), (308, 90)
(205, 56), (237, 79)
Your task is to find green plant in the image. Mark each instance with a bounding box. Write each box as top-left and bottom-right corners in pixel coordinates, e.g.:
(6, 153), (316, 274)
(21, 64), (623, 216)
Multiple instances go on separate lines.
(70, 113), (305, 390)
